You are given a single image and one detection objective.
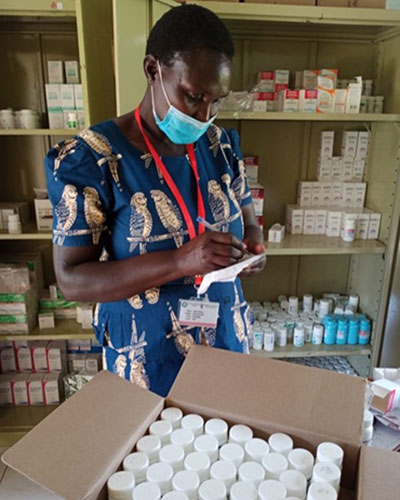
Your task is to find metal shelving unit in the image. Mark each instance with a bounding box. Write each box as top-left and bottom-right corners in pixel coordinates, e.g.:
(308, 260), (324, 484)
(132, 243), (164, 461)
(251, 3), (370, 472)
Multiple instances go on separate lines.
(0, 129), (80, 136)
(217, 112), (400, 122)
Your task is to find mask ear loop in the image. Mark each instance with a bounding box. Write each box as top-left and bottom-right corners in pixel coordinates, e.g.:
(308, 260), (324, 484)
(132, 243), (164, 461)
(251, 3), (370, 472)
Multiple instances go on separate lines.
(157, 60), (172, 107)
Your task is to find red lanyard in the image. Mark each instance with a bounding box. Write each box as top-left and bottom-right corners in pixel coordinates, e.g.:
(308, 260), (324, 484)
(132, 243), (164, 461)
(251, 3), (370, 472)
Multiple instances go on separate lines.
(135, 106), (205, 285)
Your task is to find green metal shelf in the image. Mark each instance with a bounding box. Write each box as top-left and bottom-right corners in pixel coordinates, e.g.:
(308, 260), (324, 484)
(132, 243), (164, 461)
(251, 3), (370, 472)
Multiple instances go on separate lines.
(0, 129), (80, 136)
(251, 343), (372, 359)
(0, 319), (95, 341)
(217, 112), (400, 122)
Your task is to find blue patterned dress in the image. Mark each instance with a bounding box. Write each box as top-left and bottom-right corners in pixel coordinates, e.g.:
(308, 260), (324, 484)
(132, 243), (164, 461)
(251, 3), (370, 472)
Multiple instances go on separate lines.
(45, 120), (254, 396)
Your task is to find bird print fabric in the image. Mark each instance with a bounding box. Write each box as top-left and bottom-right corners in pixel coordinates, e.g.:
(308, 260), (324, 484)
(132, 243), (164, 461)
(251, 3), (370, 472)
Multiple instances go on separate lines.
(45, 119), (254, 397)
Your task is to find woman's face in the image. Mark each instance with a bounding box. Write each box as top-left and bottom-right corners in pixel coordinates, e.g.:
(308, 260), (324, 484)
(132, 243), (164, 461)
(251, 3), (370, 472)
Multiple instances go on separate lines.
(148, 48), (232, 123)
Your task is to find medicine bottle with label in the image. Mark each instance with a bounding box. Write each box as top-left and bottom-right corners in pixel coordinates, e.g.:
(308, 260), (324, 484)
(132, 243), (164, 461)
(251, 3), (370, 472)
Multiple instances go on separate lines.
(342, 219), (356, 242)
(293, 326), (304, 348)
(312, 324), (324, 345)
(252, 323), (263, 350)
(263, 330), (275, 352)
(336, 320), (348, 345)
(288, 296), (299, 316)
(324, 320), (337, 345)
(303, 294), (313, 313)
(276, 326), (287, 347)
(358, 319), (371, 345)
(348, 319), (359, 345)
(67, 112), (77, 129)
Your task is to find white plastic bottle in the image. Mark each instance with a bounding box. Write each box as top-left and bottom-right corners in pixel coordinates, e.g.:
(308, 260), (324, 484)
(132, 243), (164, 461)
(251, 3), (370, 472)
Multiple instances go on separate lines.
(262, 453), (289, 481)
(316, 442), (344, 468)
(171, 429), (195, 454)
(150, 420), (173, 445)
(268, 433), (294, 457)
(288, 296), (299, 316)
(238, 461), (265, 488)
(123, 452), (149, 484)
(279, 470), (307, 499)
(312, 462), (341, 492)
(205, 418), (228, 446)
(107, 471), (135, 500)
(172, 470), (200, 500)
(210, 459), (237, 490)
(230, 481), (258, 500)
(184, 451), (211, 482)
(219, 443), (245, 468)
(146, 463), (174, 496)
(159, 444), (185, 473)
(198, 479), (227, 500)
(8, 213), (22, 234)
(181, 414), (204, 437)
(161, 407), (183, 429)
(229, 424), (253, 446)
(258, 479), (287, 500)
(288, 448), (314, 480)
(312, 324), (324, 345)
(244, 438), (270, 463)
(132, 482), (161, 500)
(307, 482), (338, 500)
(137, 435), (162, 465)
(263, 330), (275, 352)
(293, 326), (305, 348)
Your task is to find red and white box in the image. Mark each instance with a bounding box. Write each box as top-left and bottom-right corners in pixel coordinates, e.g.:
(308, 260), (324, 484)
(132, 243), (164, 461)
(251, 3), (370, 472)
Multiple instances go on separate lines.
(299, 89), (318, 113)
(47, 340), (67, 373)
(250, 184), (265, 216)
(42, 373), (62, 405)
(30, 341), (49, 372)
(317, 75), (336, 113)
(257, 71), (275, 92)
(244, 156), (259, 184)
(0, 374), (13, 406)
(14, 341), (32, 372)
(27, 373), (44, 406)
(273, 69), (290, 92)
(0, 342), (16, 373)
(276, 90), (299, 112)
(11, 373), (29, 405)
(252, 92), (275, 112)
(256, 216), (264, 230)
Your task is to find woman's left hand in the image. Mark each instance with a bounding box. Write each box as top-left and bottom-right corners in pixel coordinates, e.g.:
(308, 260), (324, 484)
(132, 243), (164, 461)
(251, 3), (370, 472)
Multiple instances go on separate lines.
(239, 238), (266, 277)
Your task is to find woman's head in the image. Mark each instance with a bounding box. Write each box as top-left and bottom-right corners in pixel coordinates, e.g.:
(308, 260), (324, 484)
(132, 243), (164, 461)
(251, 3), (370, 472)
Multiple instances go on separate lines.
(144, 4), (234, 128)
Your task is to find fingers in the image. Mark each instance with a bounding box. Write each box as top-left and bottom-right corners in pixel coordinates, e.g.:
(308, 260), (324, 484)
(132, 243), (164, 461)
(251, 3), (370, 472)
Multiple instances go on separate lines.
(212, 242), (244, 260)
(209, 231), (246, 251)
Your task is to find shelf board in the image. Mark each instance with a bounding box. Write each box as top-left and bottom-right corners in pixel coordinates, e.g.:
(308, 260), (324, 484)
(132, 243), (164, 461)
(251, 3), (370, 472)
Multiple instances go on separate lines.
(217, 112), (400, 122)
(0, 222), (51, 240)
(264, 234), (385, 256)
(0, 0), (76, 17)
(0, 406), (57, 434)
(0, 129), (80, 136)
(0, 318), (95, 341)
(251, 344), (372, 359)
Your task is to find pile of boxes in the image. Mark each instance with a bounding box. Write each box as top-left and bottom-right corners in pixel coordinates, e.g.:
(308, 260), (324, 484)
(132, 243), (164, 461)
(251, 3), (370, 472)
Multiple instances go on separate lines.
(0, 201), (30, 232)
(244, 155), (264, 229)
(45, 60), (85, 129)
(286, 130), (381, 239)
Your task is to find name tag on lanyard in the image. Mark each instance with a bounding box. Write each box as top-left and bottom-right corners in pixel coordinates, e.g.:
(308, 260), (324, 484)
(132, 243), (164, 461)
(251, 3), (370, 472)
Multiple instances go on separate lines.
(178, 298), (220, 328)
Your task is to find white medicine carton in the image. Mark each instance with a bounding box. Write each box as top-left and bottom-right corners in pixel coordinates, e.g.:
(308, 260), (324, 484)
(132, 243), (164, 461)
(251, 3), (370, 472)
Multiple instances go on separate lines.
(303, 209), (316, 235)
(12, 373), (29, 405)
(285, 205), (304, 235)
(27, 373), (44, 406)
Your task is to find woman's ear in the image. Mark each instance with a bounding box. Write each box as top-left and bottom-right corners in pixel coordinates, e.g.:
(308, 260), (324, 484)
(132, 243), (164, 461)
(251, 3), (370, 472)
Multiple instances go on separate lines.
(144, 55), (158, 86)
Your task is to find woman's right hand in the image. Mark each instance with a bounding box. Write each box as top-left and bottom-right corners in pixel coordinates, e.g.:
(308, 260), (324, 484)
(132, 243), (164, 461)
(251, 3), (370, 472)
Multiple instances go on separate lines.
(176, 231), (246, 277)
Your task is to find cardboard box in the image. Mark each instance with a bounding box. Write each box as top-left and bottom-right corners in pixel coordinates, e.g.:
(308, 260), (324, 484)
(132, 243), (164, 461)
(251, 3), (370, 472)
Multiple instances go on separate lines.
(47, 109), (64, 129)
(65, 61), (80, 84)
(0, 344), (16, 373)
(0, 252), (44, 295)
(273, 69), (290, 92)
(320, 131), (334, 158)
(352, 158), (366, 181)
(34, 199), (53, 231)
(342, 183), (356, 207)
(250, 184), (264, 216)
(353, 182), (367, 207)
(45, 84), (61, 109)
(355, 131), (369, 159)
(296, 70), (319, 90)
(74, 84), (84, 109)
(77, 110), (85, 129)
(321, 182), (333, 205)
(356, 212), (370, 240)
(285, 205), (304, 234)
(342, 131), (359, 157)
(30, 341), (48, 372)
(332, 157), (343, 181)
(311, 182), (323, 206)
(0, 374), (13, 406)
(317, 158), (333, 181)
(332, 183), (344, 206)
(317, 77), (335, 113)
(4, 346), (400, 500)
(276, 89), (299, 112)
(303, 209), (316, 234)
(245, 164), (259, 184)
(326, 209), (342, 237)
(47, 340), (67, 373)
(315, 209), (327, 235)
(257, 72), (275, 92)
(297, 181), (313, 207)
(343, 157), (354, 181)
(252, 92), (275, 112)
(47, 60), (64, 84)
(334, 89), (347, 113)
(0, 201), (30, 230)
(299, 89), (318, 112)
(27, 373), (44, 406)
(15, 344), (33, 372)
(42, 372), (62, 405)
(268, 223), (285, 243)
(60, 84), (75, 109)
(11, 373), (29, 405)
(364, 209), (381, 239)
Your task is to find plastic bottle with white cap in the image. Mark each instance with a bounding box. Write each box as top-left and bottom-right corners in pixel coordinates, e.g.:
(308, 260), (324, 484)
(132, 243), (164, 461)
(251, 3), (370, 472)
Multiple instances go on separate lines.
(194, 434), (219, 463)
(198, 479), (227, 500)
(362, 410), (374, 443)
(258, 479), (287, 500)
(230, 481), (258, 500)
(244, 437), (270, 463)
(146, 463), (174, 496)
(288, 297), (299, 316)
(288, 448), (314, 480)
(107, 471), (135, 500)
(172, 470), (200, 500)
(238, 461), (266, 487)
(316, 442), (344, 468)
(293, 326), (305, 348)
(205, 418), (228, 446)
(348, 294), (359, 310)
(312, 324), (324, 345)
(161, 492), (189, 500)
(262, 453), (289, 480)
(137, 436), (162, 465)
(312, 462), (341, 492)
(171, 429), (195, 454)
(229, 424), (253, 446)
(307, 482), (338, 500)
(123, 452), (149, 484)
(279, 470), (307, 499)
(159, 444), (185, 473)
(161, 407), (183, 429)
(268, 433), (294, 456)
(184, 451), (210, 482)
(219, 443), (245, 467)
(210, 459), (237, 490)
(150, 420), (173, 445)
(132, 482), (162, 500)
(181, 414), (204, 437)
(303, 294), (313, 314)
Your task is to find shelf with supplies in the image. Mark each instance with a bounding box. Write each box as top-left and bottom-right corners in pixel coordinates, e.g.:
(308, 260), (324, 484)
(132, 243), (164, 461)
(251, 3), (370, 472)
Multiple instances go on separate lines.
(264, 234), (386, 256)
(0, 406), (57, 436)
(0, 128), (81, 136)
(0, 222), (51, 240)
(0, 319), (95, 342)
(217, 112), (400, 122)
(251, 343), (372, 360)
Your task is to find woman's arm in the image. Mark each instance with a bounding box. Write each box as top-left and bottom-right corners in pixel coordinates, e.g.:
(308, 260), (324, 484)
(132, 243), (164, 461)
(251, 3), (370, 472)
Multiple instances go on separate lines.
(54, 231), (245, 302)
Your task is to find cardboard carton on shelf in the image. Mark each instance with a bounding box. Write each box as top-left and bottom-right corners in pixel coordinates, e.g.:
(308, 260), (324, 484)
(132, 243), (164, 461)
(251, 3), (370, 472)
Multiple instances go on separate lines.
(3, 345), (400, 500)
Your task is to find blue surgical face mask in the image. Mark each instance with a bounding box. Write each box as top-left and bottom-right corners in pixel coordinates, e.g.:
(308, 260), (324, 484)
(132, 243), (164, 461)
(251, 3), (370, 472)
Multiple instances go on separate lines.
(151, 61), (217, 145)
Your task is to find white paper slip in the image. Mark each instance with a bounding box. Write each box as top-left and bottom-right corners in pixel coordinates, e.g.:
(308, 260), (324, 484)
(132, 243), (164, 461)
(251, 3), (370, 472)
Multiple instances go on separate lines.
(197, 252), (267, 295)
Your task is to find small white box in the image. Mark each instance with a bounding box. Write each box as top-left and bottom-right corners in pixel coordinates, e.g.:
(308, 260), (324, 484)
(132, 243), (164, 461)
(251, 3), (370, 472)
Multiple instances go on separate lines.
(331, 157), (343, 181)
(320, 131), (334, 159)
(332, 183), (344, 207)
(15, 345), (32, 372)
(321, 183), (333, 206)
(366, 210), (381, 239)
(299, 89), (318, 113)
(297, 181), (313, 207)
(30, 341), (48, 372)
(277, 90), (299, 112)
(47, 340), (67, 372)
(65, 61), (80, 84)
(12, 373), (29, 405)
(45, 84), (61, 109)
(42, 373), (62, 405)
(82, 306), (94, 330)
(315, 209), (327, 235)
(74, 84), (84, 109)
(356, 131), (369, 159)
(85, 354), (101, 374)
(311, 182), (323, 206)
(258, 71), (275, 92)
(69, 354), (86, 373)
(0, 374), (13, 406)
(250, 185), (264, 216)
(27, 373), (44, 405)
(303, 209), (316, 235)
(357, 212), (370, 240)
(60, 84), (75, 109)
(274, 69), (290, 90)
(334, 89), (347, 114)
(353, 182), (367, 208)
(353, 158), (366, 181)
(0, 345), (16, 373)
(341, 131), (359, 157)
(342, 158), (354, 182)
(34, 198), (53, 231)
(39, 312), (55, 330)
(326, 209), (342, 238)
(317, 158), (332, 181)
(77, 110), (85, 129)
(47, 60), (64, 84)
(342, 183), (355, 208)
(245, 165), (259, 184)
(48, 109), (64, 129)
(268, 223), (285, 243)
(285, 205), (304, 235)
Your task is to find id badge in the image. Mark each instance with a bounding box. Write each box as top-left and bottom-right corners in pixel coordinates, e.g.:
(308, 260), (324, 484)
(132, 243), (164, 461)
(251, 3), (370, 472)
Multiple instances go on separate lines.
(178, 298), (220, 328)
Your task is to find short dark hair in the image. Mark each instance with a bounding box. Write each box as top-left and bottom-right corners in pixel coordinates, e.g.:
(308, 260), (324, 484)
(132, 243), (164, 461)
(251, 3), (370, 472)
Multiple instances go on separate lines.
(146, 4), (234, 66)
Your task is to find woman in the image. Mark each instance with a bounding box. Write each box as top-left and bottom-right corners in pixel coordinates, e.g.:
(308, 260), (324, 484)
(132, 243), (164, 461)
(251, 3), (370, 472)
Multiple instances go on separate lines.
(45, 4), (266, 396)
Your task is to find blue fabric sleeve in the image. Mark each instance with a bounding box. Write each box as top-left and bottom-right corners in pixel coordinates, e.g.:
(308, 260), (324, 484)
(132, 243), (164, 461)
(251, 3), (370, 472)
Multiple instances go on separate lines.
(224, 128), (252, 208)
(45, 138), (111, 247)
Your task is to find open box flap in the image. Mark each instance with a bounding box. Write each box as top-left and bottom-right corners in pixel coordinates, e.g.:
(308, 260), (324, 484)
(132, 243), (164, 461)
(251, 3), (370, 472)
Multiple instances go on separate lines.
(169, 346), (365, 444)
(357, 446), (400, 500)
(2, 370), (164, 500)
